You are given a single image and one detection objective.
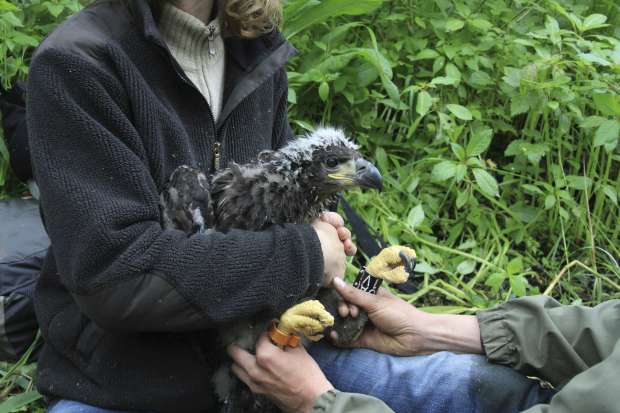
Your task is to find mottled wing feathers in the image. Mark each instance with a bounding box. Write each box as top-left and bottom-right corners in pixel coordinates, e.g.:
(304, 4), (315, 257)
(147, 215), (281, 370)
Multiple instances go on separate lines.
(159, 165), (214, 234)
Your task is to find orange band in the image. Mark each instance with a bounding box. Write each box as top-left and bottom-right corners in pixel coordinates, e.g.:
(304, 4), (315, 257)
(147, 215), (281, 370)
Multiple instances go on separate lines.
(268, 321), (301, 348)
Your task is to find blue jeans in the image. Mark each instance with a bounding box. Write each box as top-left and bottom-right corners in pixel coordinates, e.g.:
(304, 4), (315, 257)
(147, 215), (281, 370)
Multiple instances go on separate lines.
(48, 346), (554, 413)
(309, 343), (555, 413)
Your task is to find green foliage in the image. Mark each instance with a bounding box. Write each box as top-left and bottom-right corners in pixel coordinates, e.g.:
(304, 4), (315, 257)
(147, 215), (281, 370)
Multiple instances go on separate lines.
(0, 0), (83, 198)
(285, 0), (620, 310)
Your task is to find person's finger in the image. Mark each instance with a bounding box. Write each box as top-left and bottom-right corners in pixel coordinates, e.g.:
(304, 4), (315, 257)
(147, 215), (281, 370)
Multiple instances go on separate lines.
(320, 211), (344, 228)
(333, 277), (379, 311)
(344, 239), (357, 256)
(337, 226), (351, 241)
(349, 304), (359, 318)
(338, 301), (349, 318)
(227, 344), (259, 372)
(231, 363), (263, 394)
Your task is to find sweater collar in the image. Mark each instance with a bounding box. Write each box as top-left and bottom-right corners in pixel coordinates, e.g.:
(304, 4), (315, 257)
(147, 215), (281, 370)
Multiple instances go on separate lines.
(130, 0), (294, 72)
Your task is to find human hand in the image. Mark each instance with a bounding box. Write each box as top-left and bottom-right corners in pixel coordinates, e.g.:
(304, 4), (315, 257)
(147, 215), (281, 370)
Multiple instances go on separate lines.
(320, 211), (357, 256)
(331, 278), (483, 355)
(311, 220), (346, 287)
(228, 333), (334, 413)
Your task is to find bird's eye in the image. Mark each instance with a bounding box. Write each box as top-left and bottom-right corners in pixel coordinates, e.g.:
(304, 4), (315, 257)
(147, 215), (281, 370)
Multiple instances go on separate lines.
(326, 158), (338, 168)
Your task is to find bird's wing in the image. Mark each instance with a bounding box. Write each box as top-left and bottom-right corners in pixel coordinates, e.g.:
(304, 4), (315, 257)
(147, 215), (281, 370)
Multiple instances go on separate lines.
(159, 165), (214, 234)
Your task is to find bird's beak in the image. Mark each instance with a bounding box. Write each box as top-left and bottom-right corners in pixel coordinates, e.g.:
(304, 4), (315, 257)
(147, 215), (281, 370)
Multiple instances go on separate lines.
(354, 158), (383, 191)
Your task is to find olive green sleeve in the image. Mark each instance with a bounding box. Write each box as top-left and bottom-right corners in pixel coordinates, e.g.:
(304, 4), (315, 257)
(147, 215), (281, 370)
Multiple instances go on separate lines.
(477, 295), (620, 387)
(520, 339), (620, 413)
(312, 389), (394, 413)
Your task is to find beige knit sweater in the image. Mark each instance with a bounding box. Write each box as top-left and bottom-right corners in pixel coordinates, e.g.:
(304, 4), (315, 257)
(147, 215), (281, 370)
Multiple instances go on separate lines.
(158, 2), (225, 121)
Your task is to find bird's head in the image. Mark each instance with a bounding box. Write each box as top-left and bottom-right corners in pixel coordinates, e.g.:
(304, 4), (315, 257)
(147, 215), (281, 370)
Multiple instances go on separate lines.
(266, 127), (383, 196)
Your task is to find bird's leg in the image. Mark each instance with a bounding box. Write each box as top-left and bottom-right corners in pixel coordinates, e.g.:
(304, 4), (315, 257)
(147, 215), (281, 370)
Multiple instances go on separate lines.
(269, 300), (334, 348)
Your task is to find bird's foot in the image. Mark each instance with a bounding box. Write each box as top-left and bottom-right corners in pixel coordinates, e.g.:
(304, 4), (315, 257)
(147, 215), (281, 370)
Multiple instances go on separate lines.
(275, 300), (335, 343)
(366, 245), (417, 284)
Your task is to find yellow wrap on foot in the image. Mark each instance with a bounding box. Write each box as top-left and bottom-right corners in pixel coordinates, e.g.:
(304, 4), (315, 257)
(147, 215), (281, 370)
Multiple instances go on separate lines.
(366, 245), (417, 284)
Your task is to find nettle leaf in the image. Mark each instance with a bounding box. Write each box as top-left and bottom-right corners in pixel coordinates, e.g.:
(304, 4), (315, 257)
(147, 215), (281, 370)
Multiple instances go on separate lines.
(503, 67), (522, 88)
(510, 275), (528, 297)
(593, 94), (620, 117)
(506, 257), (524, 275)
(582, 14), (608, 32)
(473, 168), (499, 197)
(580, 116), (606, 129)
(445, 19), (465, 32)
(455, 164), (467, 182)
(505, 140), (549, 163)
(544, 195), (556, 210)
(446, 104), (473, 121)
(466, 127), (493, 156)
(594, 120), (620, 152)
(445, 63), (461, 82)
(510, 95), (530, 117)
(375, 147), (389, 172)
(318, 81), (329, 102)
(456, 190), (469, 209)
(431, 76), (459, 86)
(566, 175), (593, 191)
(469, 18), (493, 31)
(602, 185), (618, 206)
(469, 71), (493, 88)
(0, 0), (18, 10)
(485, 273), (505, 291)
(407, 204), (425, 229)
(416, 91), (433, 117)
(457, 260), (476, 275)
(432, 160), (457, 181)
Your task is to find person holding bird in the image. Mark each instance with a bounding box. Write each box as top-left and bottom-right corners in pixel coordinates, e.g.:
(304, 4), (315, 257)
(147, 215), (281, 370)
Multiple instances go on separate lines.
(24, 0), (556, 412)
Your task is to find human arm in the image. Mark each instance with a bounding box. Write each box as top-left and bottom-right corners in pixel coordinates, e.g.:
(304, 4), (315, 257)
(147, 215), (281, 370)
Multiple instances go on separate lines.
(228, 333), (394, 413)
(26, 47), (332, 332)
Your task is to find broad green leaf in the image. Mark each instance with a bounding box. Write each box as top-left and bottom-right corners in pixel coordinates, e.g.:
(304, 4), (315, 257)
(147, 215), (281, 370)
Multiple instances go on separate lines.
(455, 164), (467, 182)
(456, 190), (469, 208)
(375, 147), (389, 172)
(407, 204), (425, 229)
(46, 3), (66, 17)
(473, 168), (499, 197)
(457, 260), (476, 275)
(582, 14), (608, 32)
(446, 104), (473, 121)
(318, 81), (329, 102)
(510, 95), (530, 117)
(592, 94), (620, 117)
(416, 91), (433, 117)
(445, 19), (465, 32)
(510, 275), (527, 297)
(432, 160), (457, 181)
(0, 0), (17, 10)
(602, 185), (618, 206)
(485, 273), (505, 290)
(284, 0), (383, 38)
(506, 257), (524, 275)
(544, 195), (556, 210)
(430, 76), (459, 86)
(0, 391), (42, 413)
(469, 71), (493, 88)
(466, 127), (493, 156)
(469, 18), (492, 31)
(1, 11), (23, 27)
(566, 175), (593, 191)
(594, 120), (620, 152)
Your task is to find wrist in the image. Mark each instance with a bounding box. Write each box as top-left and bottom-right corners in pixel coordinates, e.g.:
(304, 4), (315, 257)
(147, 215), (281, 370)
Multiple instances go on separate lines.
(300, 380), (334, 413)
(414, 313), (483, 354)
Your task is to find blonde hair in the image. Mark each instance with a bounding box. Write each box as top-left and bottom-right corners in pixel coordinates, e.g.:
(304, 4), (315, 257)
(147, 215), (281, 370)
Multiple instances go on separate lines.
(221, 0), (282, 38)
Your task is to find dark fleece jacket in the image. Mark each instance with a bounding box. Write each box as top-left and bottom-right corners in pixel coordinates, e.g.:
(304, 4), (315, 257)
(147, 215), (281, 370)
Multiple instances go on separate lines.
(26, 1), (324, 411)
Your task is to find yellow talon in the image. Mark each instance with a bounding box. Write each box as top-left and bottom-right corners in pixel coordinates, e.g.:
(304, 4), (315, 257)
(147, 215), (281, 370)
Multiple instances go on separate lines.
(366, 245), (417, 284)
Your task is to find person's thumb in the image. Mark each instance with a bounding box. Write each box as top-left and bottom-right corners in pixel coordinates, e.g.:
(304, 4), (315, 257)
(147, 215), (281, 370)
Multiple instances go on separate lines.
(333, 278), (379, 311)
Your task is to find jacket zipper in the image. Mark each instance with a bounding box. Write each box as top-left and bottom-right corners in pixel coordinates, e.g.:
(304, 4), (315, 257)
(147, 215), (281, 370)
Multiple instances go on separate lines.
(213, 141), (221, 170)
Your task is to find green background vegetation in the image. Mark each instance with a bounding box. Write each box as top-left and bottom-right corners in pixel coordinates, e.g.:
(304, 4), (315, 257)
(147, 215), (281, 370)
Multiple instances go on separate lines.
(1, 0), (619, 411)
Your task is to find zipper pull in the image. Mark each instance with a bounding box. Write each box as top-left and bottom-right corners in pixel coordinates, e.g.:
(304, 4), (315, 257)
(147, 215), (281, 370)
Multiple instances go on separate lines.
(213, 141), (221, 171)
(207, 24), (216, 56)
